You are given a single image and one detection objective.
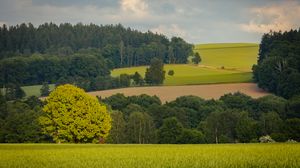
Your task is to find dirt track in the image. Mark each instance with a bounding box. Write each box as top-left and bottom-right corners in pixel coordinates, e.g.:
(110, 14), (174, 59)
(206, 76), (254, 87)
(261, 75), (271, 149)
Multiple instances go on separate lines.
(88, 83), (269, 103)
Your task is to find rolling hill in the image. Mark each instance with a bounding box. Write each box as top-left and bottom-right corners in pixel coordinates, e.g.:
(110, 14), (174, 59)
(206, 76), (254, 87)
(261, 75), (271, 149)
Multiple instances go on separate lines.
(112, 43), (258, 85)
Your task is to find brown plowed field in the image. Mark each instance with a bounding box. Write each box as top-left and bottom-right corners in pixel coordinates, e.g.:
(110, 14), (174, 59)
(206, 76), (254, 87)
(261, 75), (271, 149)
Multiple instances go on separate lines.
(88, 83), (269, 102)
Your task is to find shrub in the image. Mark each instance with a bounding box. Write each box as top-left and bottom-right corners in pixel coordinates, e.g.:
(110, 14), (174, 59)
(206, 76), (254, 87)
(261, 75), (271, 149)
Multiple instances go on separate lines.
(168, 70), (174, 76)
(259, 135), (275, 143)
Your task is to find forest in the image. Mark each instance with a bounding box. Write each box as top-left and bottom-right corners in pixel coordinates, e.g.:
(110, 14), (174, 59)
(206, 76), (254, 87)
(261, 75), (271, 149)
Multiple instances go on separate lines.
(253, 29), (300, 98)
(0, 23), (192, 87)
(1, 91), (300, 144)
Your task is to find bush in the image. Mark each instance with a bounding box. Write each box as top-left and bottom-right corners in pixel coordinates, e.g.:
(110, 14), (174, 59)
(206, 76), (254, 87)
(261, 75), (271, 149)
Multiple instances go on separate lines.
(259, 135), (275, 143)
(270, 133), (288, 142)
(168, 70), (174, 76)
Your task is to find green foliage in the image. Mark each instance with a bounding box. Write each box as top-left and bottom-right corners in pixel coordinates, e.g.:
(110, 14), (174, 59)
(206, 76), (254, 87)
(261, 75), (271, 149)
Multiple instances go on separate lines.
(119, 74), (131, 87)
(192, 52), (201, 64)
(40, 84), (111, 143)
(284, 118), (300, 141)
(167, 70), (174, 76)
(158, 117), (183, 144)
(40, 82), (50, 96)
(4, 83), (25, 100)
(0, 99), (44, 143)
(107, 111), (126, 144)
(287, 95), (300, 118)
(177, 129), (205, 144)
(145, 58), (165, 85)
(131, 72), (144, 85)
(126, 112), (156, 144)
(259, 112), (283, 136)
(253, 29), (300, 98)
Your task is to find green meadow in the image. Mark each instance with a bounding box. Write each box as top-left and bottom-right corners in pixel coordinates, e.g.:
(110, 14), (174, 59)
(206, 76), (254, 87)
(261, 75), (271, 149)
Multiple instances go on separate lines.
(112, 43), (258, 85)
(0, 144), (299, 168)
(194, 43), (258, 71)
(112, 64), (252, 85)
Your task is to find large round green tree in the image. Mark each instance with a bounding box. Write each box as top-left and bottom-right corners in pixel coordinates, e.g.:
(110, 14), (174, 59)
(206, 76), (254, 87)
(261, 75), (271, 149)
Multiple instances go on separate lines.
(40, 84), (111, 143)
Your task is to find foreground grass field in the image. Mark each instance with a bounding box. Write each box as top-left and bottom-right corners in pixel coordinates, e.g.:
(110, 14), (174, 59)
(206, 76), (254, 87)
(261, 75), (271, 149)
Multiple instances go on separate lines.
(112, 64), (252, 86)
(1, 144), (299, 168)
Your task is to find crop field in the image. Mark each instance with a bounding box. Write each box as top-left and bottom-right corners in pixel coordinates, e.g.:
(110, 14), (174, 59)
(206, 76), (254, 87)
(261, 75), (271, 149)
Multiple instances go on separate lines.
(89, 83), (269, 102)
(0, 144), (299, 168)
(194, 43), (258, 71)
(112, 64), (252, 86)
(112, 43), (258, 85)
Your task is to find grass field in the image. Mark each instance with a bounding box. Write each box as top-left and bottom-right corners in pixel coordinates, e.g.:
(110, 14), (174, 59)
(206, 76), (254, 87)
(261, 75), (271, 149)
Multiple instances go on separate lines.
(112, 64), (252, 86)
(112, 43), (258, 85)
(194, 43), (258, 71)
(21, 84), (55, 97)
(1, 144), (299, 168)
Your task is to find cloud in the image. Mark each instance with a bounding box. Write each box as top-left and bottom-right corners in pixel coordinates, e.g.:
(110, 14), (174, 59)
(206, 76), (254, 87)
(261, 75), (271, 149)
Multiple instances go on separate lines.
(151, 24), (187, 39)
(240, 0), (300, 33)
(120, 0), (149, 17)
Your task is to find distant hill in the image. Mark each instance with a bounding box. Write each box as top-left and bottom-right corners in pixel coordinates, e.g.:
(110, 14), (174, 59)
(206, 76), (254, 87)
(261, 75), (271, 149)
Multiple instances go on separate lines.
(194, 43), (258, 71)
(111, 43), (258, 85)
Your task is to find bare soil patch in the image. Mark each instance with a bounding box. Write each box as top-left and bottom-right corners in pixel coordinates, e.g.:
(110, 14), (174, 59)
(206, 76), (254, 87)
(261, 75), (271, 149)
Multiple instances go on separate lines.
(88, 83), (269, 103)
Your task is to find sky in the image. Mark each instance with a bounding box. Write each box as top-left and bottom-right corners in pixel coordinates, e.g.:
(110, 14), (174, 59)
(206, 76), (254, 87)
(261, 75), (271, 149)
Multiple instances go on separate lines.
(0, 0), (300, 44)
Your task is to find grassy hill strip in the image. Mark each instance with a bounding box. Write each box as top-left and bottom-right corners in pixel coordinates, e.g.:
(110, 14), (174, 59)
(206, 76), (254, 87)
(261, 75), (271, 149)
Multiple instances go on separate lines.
(112, 64), (252, 86)
(194, 43), (258, 71)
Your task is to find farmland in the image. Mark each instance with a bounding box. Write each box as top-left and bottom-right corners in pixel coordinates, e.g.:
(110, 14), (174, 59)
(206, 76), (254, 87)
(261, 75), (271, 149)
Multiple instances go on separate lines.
(112, 43), (258, 85)
(194, 43), (258, 71)
(89, 83), (269, 102)
(112, 64), (252, 86)
(0, 144), (299, 168)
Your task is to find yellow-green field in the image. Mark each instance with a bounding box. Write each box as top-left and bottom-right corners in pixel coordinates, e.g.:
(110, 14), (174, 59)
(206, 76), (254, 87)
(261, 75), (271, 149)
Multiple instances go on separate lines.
(112, 43), (258, 85)
(112, 64), (252, 85)
(194, 43), (258, 71)
(0, 144), (299, 168)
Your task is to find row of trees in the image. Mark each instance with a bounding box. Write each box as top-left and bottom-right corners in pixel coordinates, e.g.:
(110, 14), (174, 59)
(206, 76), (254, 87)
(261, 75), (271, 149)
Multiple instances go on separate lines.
(0, 50), (109, 86)
(1, 88), (299, 143)
(253, 29), (300, 99)
(102, 92), (300, 144)
(0, 23), (193, 68)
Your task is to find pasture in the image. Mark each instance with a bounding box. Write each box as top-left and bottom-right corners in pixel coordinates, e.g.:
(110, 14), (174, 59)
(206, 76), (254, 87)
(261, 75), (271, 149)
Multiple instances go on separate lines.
(112, 43), (258, 85)
(194, 43), (258, 71)
(111, 64), (252, 86)
(0, 144), (299, 168)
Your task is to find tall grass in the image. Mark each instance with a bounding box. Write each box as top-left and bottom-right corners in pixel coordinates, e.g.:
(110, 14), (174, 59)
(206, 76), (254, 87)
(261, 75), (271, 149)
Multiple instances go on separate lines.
(0, 144), (299, 168)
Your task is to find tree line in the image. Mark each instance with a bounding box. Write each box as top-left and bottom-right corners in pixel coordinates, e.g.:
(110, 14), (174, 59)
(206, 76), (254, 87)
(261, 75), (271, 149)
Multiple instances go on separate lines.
(1, 90), (299, 143)
(0, 23), (193, 67)
(0, 23), (192, 87)
(253, 28), (300, 99)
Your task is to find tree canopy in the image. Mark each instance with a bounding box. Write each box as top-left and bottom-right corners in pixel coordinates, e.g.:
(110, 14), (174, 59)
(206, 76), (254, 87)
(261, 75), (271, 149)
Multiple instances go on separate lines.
(253, 29), (300, 98)
(40, 84), (111, 143)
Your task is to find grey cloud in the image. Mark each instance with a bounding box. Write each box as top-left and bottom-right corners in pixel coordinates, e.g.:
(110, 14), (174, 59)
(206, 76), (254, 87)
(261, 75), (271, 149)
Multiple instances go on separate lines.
(0, 0), (298, 43)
